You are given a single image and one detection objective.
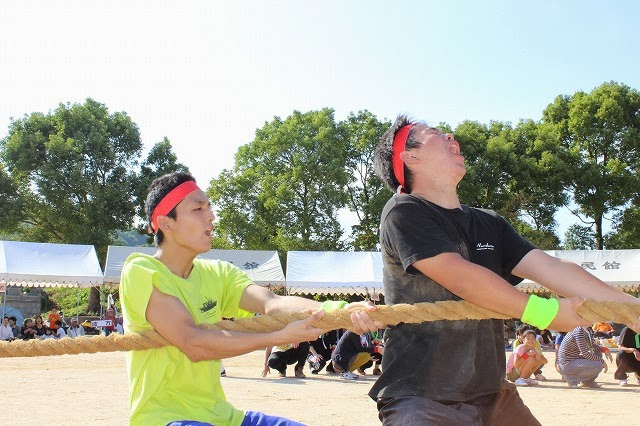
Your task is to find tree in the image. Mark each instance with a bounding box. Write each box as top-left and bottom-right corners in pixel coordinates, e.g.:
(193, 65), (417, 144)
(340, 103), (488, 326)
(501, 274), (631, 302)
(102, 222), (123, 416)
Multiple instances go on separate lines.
(208, 109), (349, 254)
(455, 120), (564, 249)
(0, 162), (25, 233)
(564, 224), (597, 250)
(542, 82), (640, 249)
(605, 204), (640, 248)
(0, 98), (143, 313)
(341, 111), (391, 250)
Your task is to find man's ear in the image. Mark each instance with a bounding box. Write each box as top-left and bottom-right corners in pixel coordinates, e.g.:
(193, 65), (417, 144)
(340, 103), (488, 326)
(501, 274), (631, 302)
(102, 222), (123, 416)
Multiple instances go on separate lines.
(399, 150), (418, 163)
(157, 215), (172, 233)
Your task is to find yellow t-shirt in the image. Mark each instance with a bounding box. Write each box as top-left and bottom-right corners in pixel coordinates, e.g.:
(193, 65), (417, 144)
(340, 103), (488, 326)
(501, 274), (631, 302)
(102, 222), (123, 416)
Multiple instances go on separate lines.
(120, 253), (253, 426)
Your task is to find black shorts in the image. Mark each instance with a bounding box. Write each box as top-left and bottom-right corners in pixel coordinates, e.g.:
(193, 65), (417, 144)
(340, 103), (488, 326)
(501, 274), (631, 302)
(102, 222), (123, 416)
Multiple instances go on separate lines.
(377, 383), (540, 426)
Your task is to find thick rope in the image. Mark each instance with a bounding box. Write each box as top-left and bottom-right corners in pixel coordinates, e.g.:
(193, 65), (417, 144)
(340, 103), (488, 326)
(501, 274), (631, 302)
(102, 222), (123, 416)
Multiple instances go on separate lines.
(1, 299), (638, 358)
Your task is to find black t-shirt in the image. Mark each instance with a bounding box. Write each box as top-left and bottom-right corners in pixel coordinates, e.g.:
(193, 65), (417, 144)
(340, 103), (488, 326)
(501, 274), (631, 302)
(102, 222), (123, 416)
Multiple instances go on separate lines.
(618, 327), (640, 362)
(332, 331), (371, 371)
(369, 194), (535, 402)
(311, 330), (341, 353)
(34, 324), (46, 336)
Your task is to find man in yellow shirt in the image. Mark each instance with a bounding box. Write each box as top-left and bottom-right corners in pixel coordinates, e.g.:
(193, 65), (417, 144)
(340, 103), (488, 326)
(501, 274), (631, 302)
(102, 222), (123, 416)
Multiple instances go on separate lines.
(121, 172), (382, 426)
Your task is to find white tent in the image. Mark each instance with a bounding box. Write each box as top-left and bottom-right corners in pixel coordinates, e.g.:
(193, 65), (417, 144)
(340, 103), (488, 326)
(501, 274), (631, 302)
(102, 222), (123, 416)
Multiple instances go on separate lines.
(103, 246), (285, 286)
(517, 249), (640, 293)
(286, 251), (383, 296)
(285, 249), (640, 296)
(0, 241), (103, 288)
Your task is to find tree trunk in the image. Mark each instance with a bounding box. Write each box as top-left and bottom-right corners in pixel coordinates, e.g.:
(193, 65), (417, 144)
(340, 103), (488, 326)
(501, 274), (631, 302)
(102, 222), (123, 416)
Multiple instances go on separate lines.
(88, 287), (101, 314)
(595, 214), (604, 250)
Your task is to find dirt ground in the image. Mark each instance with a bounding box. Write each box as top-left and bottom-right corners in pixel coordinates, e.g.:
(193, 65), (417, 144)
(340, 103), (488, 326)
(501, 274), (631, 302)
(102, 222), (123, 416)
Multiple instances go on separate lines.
(1, 348), (638, 426)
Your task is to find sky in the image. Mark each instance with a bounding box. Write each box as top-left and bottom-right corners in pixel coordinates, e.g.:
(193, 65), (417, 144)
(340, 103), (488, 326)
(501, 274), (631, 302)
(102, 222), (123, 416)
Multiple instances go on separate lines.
(1, 1), (639, 239)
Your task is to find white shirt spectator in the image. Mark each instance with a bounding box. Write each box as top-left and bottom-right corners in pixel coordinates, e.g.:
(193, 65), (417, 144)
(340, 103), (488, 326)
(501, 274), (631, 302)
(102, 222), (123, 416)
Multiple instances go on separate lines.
(68, 324), (85, 338)
(56, 327), (67, 339)
(0, 323), (14, 340)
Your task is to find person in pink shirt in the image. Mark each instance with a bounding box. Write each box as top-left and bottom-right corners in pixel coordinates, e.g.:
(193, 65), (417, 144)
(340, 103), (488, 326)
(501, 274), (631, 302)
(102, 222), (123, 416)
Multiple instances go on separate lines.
(506, 330), (548, 386)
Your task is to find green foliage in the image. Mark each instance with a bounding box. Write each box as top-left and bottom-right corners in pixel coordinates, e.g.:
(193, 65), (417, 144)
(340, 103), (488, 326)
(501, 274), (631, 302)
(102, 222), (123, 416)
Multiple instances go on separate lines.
(41, 287), (91, 317)
(134, 137), (190, 237)
(543, 81), (640, 249)
(40, 286), (121, 317)
(0, 98), (143, 262)
(209, 109), (350, 253)
(456, 119), (565, 239)
(3, 84), (640, 288)
(0, 163), (25, 233)
(341, 111), (392, 250)
(307, 294), (374, 303)
(511, 219), (561, 250)
(605, 204), (640, 248)
(563, 224), (597, 250)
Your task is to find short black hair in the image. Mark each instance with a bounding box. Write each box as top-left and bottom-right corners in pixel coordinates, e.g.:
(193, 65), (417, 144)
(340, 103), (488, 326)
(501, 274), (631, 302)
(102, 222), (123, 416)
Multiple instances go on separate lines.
(145, 171), (197, 245)
(374, 114), (424, 193)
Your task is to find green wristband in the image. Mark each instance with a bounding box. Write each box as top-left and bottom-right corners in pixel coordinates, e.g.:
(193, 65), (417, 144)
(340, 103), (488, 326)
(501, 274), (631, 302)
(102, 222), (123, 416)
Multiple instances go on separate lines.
(320, 300), (348, 312)
(521, 295), (559, 330)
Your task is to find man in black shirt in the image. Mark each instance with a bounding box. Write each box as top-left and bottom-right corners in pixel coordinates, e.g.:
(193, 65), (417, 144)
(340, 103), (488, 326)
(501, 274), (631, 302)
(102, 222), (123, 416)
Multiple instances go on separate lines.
(614, 326), (640, 386)
(369, 115), (640, 425)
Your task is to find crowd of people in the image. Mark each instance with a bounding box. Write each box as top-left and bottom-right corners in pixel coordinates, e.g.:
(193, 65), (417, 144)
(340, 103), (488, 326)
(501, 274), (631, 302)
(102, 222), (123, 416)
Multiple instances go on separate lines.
(261, 328), (385, 381)
(1, 305), (124, 342)
(504, 321), (640, 389)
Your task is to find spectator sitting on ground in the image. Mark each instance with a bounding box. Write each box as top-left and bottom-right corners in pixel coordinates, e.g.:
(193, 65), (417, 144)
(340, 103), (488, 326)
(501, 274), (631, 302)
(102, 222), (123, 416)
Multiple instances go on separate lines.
(8, 316), (20, 340)
(262, 341), (311, 378)
(592, 321), (615, 339)
(0, 316), (14, 341)
(557, 326), (612, 388)
(33, 315), (47, 338)
(537, 328), (554, 350)
(54, 320), (66, 338)
(42, 327), (56, 339)
(614, 326), (640, 386)
(67, 318), (85, 338)
(331, 330), (377, 380)
(21, 318), (36, 340)
(308, 330), (342, 374)
(356, 329), (385, 376)
(513, 324), (547, 381)
(506, 330), (548, 386)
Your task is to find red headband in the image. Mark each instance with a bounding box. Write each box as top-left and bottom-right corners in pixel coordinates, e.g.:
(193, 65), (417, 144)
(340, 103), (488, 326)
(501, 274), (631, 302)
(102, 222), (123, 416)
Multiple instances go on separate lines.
(392, 124), (414, 190)
(150, 180), (200, 233)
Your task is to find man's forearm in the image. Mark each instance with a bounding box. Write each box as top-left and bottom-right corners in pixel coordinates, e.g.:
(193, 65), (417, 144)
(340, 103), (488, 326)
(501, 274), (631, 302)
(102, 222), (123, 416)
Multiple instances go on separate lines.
(263, 295), (321, 316)
(183, 328), (297, 362)
(414, 254), (529, 319)
(515, 250), (638, 302)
